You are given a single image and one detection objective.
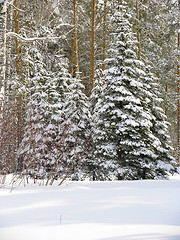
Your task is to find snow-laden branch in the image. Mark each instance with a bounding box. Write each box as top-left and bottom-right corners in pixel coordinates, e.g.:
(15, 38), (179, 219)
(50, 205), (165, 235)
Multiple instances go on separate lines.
(6, 32), (63, 41)
(7, 2), (25, 12)
(6, 28), (74, 42)
(56, 23), (75, 28)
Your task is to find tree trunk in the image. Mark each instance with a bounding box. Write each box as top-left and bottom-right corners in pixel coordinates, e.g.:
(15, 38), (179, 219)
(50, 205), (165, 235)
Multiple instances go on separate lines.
(13, 0), (23, 146)
(70, 35), (74, 77)
(89, 0), (96, 95)
(177, 0), (180, 163)
(14, 0), (20, 74)
(0, 8), (3, 97)
(0, 0), (8, 113)
(73, 0), (79, 77)
(136, 0), (141, 60)
(102, 0), (107, 71)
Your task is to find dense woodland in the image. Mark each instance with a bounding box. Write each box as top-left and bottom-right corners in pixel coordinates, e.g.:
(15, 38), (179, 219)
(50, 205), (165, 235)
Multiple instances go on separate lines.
(0, 0), (179, 184)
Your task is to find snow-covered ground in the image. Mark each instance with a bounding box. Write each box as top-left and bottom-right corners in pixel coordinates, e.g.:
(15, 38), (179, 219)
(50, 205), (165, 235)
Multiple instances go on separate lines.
(0, 175), (180, 240)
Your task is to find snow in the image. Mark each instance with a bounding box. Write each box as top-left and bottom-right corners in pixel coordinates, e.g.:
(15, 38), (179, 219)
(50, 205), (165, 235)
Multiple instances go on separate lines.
(0, 175), (180, 240)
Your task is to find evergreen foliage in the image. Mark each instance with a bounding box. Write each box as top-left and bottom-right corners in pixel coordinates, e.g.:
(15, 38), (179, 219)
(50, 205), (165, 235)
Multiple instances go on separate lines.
(92, 0), (176, 180)
(138, 0), (178, 154)
(0, 0), (177, 183)
(61, 77), (92, 180)
(18, 47), (70, 179)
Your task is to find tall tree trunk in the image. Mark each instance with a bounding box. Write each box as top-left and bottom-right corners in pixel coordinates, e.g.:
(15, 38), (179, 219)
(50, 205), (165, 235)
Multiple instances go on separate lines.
(13, 0), (22, 146)
(165, 85), (168, 115)
(102, 0), (107, 71)
(70, 35), (74, 77)
(14, 0), (20, 74)
(177, 0), (180, 163)
(0, 0), (8, 113)
(0, 6), (4, 99)
(0, 0), (8, 184)
(136, 0), (141, 60)
(73, 0), (79, 77)
(89, 0), (96, 95)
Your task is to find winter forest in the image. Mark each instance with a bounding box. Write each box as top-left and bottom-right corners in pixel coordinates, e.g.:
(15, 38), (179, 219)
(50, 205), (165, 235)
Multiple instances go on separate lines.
(0, 0), (179, 185)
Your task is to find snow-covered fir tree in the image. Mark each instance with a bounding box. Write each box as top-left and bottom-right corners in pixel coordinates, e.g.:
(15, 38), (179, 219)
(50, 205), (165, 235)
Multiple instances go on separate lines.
(60, 76), (92, 180)
(87, 69), (104, 180)
(0, 0), (177, 182)
(141, 66), (177, 178)
(18, 47), (69, 180)
(138, 0), (178, 153)
(92, 0), (176, 180)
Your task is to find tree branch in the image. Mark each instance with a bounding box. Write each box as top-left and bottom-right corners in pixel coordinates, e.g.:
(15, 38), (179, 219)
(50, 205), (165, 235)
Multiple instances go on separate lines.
(6, 28), (74, 42)
(8, 2), (25, 12)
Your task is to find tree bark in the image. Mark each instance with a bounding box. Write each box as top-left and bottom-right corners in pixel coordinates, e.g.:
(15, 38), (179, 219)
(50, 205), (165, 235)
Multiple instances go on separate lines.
(177, 0), (180, 163)
(136, 0), (141, 60)
(102, 0), (107, 71)
(73, 0), (79, 77)
(0, 0), (8, 113)
(14, 0), (20, 74)
(89, 0), (96, 95)
(0, 7), (3, 97)
(70, 35), (74, 77)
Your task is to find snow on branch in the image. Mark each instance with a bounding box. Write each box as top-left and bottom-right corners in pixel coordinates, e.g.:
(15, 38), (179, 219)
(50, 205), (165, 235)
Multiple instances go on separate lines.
(6, 28), (74, 42)
(7, 2), (25, 12)
(56, 23), (75, 28)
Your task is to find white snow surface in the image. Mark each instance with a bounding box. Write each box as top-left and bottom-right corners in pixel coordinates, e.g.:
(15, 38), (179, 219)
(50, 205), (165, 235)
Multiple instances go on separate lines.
(0, 175), (180, 240)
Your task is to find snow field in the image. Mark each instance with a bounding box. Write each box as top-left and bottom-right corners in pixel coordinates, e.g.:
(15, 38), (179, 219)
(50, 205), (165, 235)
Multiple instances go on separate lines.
(0, 175), (180, 240)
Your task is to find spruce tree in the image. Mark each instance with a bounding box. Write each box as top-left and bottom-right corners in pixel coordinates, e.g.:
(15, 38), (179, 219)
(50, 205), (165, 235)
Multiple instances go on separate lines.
(92, 0), (176, 180)
(142, 67), (177, 178)
(138, 0), (178, 156)
(61, 77), (92, 180)
(18, 47), (69, 180)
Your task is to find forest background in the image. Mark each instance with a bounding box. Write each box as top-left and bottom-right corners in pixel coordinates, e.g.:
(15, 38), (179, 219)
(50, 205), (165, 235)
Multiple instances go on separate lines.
(0, 0), (179, 185)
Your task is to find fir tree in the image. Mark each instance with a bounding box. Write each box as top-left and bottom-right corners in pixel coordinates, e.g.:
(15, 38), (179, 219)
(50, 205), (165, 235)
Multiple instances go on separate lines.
(61, 77), (92, 180)
(142, 67), (177, 178)
(92, 0), (176, 180)
(138, 0), (178, 156)
(18, 47), (69, 180)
